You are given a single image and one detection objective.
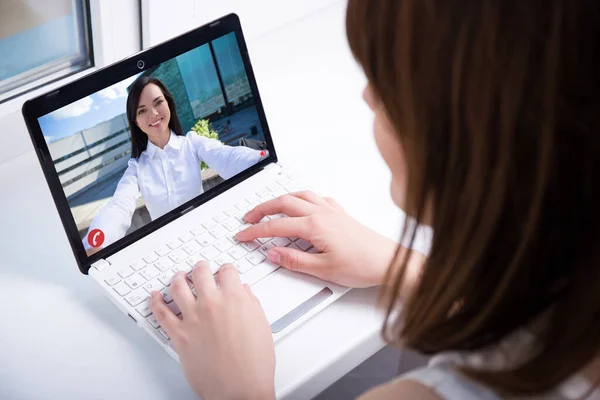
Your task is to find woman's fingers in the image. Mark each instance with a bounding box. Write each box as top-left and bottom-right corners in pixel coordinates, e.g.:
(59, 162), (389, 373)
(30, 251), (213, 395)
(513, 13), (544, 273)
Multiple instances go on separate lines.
(236, 216), (312, 242)
(287, 191), (331, 207)
(170, 271), (196, 315)
(191, 261), (218, 298)
(150, 291), (182, 339)
(243, 194), (317, 223)
(266, 246), (325, 276)
(216, 264), (242, 288)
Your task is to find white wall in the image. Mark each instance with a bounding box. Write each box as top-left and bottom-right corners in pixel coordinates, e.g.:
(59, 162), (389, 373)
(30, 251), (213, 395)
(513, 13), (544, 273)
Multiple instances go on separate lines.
(0, 0), (141, 165)
(0, 0), (340, 165)
(141, 0), (340, 47)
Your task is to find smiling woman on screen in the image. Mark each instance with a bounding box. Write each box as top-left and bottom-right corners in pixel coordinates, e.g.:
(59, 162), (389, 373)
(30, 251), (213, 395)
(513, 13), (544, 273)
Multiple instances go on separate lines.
(83, 77), (267, 255)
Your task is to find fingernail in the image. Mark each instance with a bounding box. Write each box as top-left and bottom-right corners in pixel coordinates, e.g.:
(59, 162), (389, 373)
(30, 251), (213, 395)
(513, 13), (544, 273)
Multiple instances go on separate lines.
(268, 249), (281, 264)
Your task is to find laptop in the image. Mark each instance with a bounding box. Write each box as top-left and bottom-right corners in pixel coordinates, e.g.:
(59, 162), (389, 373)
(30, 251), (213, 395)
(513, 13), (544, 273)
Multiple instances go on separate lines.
(22, 13), (348, 361)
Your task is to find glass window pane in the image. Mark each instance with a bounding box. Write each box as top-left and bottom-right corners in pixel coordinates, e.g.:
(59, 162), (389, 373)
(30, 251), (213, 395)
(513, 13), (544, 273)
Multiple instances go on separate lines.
(0, 0), (92, 101)
(212, 32), (252, 107)
(176, 44), (225, 122)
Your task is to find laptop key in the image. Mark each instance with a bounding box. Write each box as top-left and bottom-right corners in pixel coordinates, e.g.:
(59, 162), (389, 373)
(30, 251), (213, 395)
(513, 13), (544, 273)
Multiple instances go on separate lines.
(235, 259), (254, 274)
(182, 241), (202, 255)
(271, 237), (292, 248)
(158, 270), (176, 286)
(257, 237), (272, 244)
(241, 240), (260, 252)
(196, 232), (215, 247)
(186, 253), (206, 267)
(130, 260), (146, 271)
(160, 287), (173, 303)
(224, 208), (238, 217)
(190, 227), (205, 236)
(178, 232), (194, 243)
(136, 300), (152, 317)
(235, 200), (249, 210)
(245, 194), (260, 204)
(143, 279), (164, 294)
(158, 327), (170, 340)
(155, 246), (170, 257)
(173, 263), (193, 274)
(118, 266), (134, 279)
(200, 245), (220, 260)
(140, 265), (160, 281)
(104, 276), (121, 286)
(213, 212), (228, 223)
(246, 251), (266, 266)
(125, 291), (148, 307)
(266, 183), (280, 192)
(167, 240), (181, 250)
(214, 238), (233, 253)
(256, 189), (270, 198)
(214, 253), (234, 267)
(228, 245), (248, 260)
(226, 232), (240, 245)
(276, 176), (291, 186)
(259, 242), (275, 255)
(209, 225), (228, 239)
(147, 314), (160, 328)
(168, 249), (187, 264)
(201, 219), (217, 229)
(222, 219), (241, 232)
(143, 253), (159, 263)
(125, 274), (145, 290)
(113, 282), (131, 296)
(154, 257), (174, 272)
(295, 239), (313, 252)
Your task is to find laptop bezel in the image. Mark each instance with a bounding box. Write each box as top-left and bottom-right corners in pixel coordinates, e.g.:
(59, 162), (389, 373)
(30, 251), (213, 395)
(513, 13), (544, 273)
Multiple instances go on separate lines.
(22, 13), (278, 275)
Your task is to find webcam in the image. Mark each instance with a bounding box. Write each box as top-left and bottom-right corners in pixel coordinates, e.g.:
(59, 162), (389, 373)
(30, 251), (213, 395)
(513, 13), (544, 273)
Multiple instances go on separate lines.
(137, 60), (145, 69)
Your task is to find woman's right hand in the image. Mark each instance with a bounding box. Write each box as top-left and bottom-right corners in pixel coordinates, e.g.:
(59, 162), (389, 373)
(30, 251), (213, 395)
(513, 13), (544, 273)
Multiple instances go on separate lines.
(235, 191), (401, 288)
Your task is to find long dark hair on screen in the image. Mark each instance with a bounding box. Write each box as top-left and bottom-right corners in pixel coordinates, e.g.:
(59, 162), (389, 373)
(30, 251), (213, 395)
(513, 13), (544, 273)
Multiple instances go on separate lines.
(126, 76), (184, 158)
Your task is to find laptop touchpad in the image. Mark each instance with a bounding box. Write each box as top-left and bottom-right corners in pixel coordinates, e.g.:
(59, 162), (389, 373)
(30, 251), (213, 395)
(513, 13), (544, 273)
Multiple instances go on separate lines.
(250, 268), (332, 333)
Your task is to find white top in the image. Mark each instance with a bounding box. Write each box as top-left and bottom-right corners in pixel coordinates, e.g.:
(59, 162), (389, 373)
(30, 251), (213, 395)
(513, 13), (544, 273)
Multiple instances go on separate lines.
(399, 329), (600, 400)
(83, 131), (267, 250)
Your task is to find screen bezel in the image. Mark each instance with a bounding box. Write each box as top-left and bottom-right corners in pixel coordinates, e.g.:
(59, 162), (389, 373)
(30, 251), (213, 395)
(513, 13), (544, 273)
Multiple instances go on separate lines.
(22, 14), (278, 275)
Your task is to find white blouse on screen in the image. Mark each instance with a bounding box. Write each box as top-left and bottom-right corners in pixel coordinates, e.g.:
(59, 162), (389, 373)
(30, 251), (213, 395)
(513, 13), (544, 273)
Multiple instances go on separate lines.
(83, 131), (267, 251)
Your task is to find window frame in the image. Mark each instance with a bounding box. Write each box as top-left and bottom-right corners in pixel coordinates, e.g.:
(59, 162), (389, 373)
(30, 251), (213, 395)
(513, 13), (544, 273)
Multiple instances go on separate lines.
(0, 0), (95, 105)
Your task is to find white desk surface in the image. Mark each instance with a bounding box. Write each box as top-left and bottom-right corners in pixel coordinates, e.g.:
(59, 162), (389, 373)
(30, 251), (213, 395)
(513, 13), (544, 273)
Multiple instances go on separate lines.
(0, 3), (430, 399)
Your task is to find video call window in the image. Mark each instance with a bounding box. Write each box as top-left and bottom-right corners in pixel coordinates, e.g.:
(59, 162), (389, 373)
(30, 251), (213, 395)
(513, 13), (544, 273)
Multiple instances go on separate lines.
(37, 32), (268, 255)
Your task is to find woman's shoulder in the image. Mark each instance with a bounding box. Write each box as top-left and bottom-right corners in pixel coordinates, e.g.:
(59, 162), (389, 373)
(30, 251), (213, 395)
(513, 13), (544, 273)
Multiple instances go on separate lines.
(359, 377), (442, 400)
(359, 364), (503, 400)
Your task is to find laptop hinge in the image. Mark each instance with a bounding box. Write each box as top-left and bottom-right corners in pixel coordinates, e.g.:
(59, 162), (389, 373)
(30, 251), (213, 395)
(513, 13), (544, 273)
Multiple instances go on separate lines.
(91, 259), (111, 271)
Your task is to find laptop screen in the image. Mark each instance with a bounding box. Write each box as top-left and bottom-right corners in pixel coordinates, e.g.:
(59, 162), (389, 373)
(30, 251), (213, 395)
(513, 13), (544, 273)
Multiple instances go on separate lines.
(36, 31), (269, 257)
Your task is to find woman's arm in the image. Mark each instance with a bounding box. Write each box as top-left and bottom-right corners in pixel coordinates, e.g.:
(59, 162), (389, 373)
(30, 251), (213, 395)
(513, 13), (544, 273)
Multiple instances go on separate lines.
(187, 132), (266, 179)
(83, 159), (140, 253)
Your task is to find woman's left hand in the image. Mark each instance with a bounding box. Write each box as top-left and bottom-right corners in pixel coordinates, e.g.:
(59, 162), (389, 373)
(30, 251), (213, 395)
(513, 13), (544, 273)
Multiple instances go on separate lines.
(150, 263), (276, 400)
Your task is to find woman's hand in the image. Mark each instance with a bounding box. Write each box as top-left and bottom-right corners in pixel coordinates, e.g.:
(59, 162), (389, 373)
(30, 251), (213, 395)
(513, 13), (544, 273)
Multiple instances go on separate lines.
(150, 264), (275, 400)
(235, 191), (400, 288)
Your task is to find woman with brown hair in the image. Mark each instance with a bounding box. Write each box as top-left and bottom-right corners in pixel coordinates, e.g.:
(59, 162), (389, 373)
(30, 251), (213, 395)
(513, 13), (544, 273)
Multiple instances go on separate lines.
(149, 0), (600, 398)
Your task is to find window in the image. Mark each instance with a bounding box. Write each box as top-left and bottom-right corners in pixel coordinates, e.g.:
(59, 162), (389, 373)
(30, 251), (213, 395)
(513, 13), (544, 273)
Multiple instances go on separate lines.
(0, 0), (93, 103)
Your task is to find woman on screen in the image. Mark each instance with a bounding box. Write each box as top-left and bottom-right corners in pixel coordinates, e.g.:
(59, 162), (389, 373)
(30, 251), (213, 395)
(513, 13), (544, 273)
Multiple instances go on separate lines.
(83, 76), (267, 254)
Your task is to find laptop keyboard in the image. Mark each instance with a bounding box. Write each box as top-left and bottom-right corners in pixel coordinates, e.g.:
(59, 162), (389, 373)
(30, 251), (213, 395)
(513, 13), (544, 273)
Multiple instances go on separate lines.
(102, 169), (315, 342)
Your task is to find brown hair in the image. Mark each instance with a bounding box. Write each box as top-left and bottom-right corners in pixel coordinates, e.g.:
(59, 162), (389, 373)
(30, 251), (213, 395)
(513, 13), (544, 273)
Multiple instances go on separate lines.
(347, 0), (600, 395)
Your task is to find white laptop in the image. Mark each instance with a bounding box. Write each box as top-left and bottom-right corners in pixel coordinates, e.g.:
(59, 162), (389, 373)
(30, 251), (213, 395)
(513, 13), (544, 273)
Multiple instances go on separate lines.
(22, 13), (348, 361)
